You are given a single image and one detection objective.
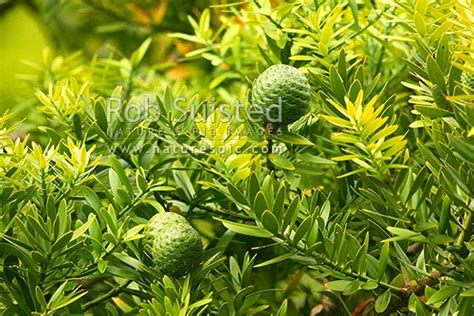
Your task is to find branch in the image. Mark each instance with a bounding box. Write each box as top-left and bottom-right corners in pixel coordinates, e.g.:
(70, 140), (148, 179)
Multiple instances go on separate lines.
(381, 271), (441, 315)
(82, 280), (132, 311)
(280, 234), (402, 292)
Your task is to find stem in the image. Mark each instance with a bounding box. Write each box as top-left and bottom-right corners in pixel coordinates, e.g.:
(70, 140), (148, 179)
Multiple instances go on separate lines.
(265, 123), (276, 171)
(455, 208), (472, 246)
(82, 280), (132, 311)
(282, 236), (402, 292)
(251, 0), (294, 64)
(320, 255), (401, 292)
(170, 193), (249, 220)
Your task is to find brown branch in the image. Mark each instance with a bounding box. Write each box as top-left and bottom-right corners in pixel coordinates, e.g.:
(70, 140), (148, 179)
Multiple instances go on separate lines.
(351, 297), (374, 316)
(399, 271), (441, 297)
(382, 271), (441, 315)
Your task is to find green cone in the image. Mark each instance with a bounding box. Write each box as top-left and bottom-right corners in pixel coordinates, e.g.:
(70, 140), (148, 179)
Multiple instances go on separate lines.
(461, 72), (474, 94)
(144, 212), (203, 277)
(251, 64), (311, 126)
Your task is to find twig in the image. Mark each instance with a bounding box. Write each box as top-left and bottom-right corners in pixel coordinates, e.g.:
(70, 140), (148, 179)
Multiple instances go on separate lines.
(351, 297), (374, 316)
(455, 210), (472, 246)
(382, 271), (441, 315)
(265, 123), (276, 171)
(399, 271), (441, 297)
(280, 234), (402, 292)
(82, 280), (132, 311)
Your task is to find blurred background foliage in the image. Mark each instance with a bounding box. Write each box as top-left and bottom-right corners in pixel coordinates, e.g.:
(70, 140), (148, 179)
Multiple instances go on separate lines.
(0, 2), (47, 107)
(0, 0), (211, 113)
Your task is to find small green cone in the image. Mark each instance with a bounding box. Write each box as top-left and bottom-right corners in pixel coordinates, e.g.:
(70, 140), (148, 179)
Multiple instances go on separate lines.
(144, 212), (203, 277)
(461, 72), (474, 94)
(251, 64), (311, 127)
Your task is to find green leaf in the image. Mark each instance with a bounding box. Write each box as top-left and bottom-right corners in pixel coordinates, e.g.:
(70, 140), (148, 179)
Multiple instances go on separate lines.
(436, 35), (450, 72)
(320, 199), (331, 227)
(72, 214), (96, 241)
(449, 134), (474, 163)
(122, 224), (145, 242)
(52, 291), (88, 311)
(268, 154), (295, 170)
(143, 200), (165, 213)
(384, 227), (426, 243)
(414, 296), (430, 315)
(343, 280), (361, 295)
(227, 183), (248, 206)
(292, 217), (312, 244)
(272, 185), (286, 222)
(188, 296), (213, 314)
(457, 297), (473, 316)
(94, 102), (108, 133)
(264, 34), (281, 58)
(330, 66), (346, 103)
(199, 9), (211, 37)
(426, 56), (446, 91)
(35, 286), (47, 308)
(275, 132), (314, 146)
(438, 197), (450, 234)
(81, 186), (102, 211)
(173, 161), (195, 199)
(377, 242), (390, 280)
(98, 259), (108, 274)
(415, 0), (428, 14)
(375, 289), (391, 313)
(297, 153), (337, 165)
(277, 299), (288, 316)
(105, 266), (141, 281)
(27, 216), (50, 241)
(326, 280), (352, 292)
(46, 195), (56, 219)
(283, 197), (300, 229)
(130, 37), (152, 67)
(253, 192), (268, 219)
(460, 288), (474, 298)
(48, 281), (68, 309)
(72, 113), (82, 139)
(407, 166), (427, 198)
(51, 231), (73, 253)
(417, 140), (442, 172)
(338, 50), (347, 81)
(415, 105), (452, 118)
(353, 232), (368, 274)
(261, 211), (279, 234)
(426, 285), (459, 305)
(215, 218), (273, 238)
(112, 252), (149, 272)
(31, 250), (48, 265)
(247, 173), (260, 202)
(414, 11), (426, 35)
(110, 156), (133, 192)
(361, 280), (378, 290)
(109, 170), (120, 195)
(258, 45), (274, 67)
(255, 253), (296, 268)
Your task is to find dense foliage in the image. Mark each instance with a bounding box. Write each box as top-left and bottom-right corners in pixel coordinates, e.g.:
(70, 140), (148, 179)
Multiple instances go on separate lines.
(0, 0), (473, 315)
